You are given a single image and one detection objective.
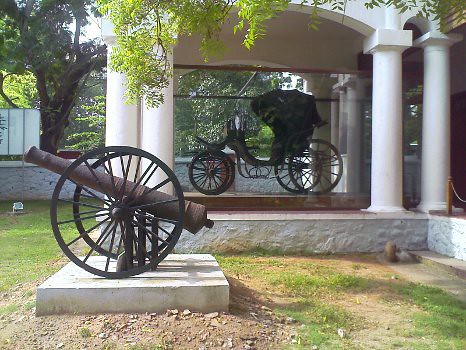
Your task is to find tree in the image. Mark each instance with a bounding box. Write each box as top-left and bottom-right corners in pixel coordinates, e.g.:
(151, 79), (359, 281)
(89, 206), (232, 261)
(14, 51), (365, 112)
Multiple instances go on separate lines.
(63, 71), (106, 151)
(0, 1), (106, 154)
(99, 0), (465, 106)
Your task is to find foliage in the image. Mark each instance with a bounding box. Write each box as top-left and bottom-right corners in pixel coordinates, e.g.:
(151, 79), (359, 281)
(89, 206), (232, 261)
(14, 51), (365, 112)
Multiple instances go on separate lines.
(0, 1), (106, 153)
(0, 71), (37, 108)
(100, 0), (465, 106)
(174, 69), (294, 156)
(63, 72), (106, 151)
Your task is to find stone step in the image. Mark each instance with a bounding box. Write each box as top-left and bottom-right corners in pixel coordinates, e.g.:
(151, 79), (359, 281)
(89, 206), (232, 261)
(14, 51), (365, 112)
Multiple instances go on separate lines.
(409, 250), (466, 280)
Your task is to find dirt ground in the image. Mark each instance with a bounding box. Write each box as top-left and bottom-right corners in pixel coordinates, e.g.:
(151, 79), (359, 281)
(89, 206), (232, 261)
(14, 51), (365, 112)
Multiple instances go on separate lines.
(0, 274), (295, 350)
(0, 255), (461, 350)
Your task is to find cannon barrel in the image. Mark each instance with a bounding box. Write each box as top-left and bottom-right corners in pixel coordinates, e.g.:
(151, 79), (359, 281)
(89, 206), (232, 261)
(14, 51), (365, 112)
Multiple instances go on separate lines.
(23, 146), (213, 234)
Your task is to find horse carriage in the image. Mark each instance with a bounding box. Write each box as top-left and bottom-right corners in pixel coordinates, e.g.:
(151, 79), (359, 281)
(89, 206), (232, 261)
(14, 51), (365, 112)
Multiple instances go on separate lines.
(188, 89), (343, 195)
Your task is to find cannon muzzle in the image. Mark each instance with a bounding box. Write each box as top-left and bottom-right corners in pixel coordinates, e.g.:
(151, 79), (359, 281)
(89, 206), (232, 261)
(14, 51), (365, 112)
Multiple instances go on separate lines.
(24, 146), (212, 234)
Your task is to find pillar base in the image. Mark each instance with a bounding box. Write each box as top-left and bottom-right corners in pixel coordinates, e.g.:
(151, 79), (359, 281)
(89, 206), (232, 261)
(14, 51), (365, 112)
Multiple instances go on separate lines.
(416, 201), (447, 213)
(363, 205), (408, 213)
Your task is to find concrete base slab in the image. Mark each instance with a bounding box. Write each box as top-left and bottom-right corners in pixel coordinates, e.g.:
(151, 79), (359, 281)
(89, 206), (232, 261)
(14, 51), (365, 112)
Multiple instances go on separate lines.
(36, 254), (229, 316)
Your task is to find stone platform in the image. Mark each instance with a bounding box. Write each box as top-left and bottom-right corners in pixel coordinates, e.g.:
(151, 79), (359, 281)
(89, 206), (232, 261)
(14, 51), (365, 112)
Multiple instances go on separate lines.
(36, 254), (229, 316)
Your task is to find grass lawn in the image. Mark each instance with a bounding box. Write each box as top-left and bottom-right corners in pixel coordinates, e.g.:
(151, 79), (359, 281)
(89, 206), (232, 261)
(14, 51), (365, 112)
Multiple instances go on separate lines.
(0, 200), (465, 349)
(0, 200), (75, 292)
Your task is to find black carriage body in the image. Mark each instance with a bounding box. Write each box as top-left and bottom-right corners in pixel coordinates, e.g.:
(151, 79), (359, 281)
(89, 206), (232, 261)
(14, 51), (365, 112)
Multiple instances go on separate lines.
(251, 89), (324, 156)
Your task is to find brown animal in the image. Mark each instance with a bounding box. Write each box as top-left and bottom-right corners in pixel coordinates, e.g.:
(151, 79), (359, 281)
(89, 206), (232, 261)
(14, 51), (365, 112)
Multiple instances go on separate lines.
(384, 241), (399, 262)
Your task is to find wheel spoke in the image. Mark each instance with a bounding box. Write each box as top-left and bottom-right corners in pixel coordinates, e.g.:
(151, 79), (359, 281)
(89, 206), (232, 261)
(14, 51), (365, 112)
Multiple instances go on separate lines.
(130, 177), (171, 205)
(68, 178), (112, 205)
(132, 220), (170, 246)
(67, 216), (112, 247)
(123, 161), (157, 204)
(58, 198), (104, 210)
(58, 211), (109, 225)
(83, 219), (117, 263)
(104, 153), (120, 200)
(141, 164), (159, 187)
(105, 222), (118, 272)
(83, 159), (112, 200)
(133, 156), (142, 183)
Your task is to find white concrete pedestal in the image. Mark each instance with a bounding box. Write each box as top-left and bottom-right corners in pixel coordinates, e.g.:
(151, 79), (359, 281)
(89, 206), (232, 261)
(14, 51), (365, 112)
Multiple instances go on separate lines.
(36, 254), (229, 316)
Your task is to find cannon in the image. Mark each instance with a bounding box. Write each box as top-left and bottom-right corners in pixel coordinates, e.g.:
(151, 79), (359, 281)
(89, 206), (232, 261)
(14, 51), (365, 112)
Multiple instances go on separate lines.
(24, 146), (213, 278)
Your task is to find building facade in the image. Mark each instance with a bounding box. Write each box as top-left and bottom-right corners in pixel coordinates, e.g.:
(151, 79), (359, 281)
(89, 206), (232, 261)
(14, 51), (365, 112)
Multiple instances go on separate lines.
(102, 2), (465, 213)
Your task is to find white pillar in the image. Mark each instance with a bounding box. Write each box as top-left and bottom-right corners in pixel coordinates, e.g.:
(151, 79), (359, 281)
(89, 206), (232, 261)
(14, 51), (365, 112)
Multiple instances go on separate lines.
(141, 52), (174, 193)
(364, 29), (411, 212)
(345, 79), (363, 194)
(415, 32), (462, 212)
(330, 92), (339, 150)
(338, 88), (347, 154)
(104, 40), (139, 148)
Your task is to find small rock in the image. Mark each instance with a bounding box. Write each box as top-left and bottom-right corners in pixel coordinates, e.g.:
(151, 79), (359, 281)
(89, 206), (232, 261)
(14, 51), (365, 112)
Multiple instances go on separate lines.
(210, 319), (222, 328)
(291, 339), (298, 344)
(385, 325), (390, 330)
(337, 328), (346, 338)
(205, 312), (219, 319)
(182, 309), (192, 316)
(312, 345), (318, 350)
(56, 343), (64, 349)
(285, 317), (296, 324)
(98, 332), (107, 339)
(261, 305), (272, 312)
(168, 309), (179, 315)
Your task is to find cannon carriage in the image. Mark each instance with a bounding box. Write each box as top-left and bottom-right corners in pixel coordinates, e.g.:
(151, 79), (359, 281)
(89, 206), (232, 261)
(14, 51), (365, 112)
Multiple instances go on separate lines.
(24, 146), (213, 279)
(188, 89), (343, 195)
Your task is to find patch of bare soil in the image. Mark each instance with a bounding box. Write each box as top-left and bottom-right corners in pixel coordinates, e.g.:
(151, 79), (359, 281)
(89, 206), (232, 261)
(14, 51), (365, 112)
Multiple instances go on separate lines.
(0, 277), (295, 350)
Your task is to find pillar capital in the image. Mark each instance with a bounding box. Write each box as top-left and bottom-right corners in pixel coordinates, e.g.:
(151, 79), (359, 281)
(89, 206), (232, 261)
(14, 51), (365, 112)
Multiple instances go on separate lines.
(363, 29), (412, 54)
(414, 31), (462, 49)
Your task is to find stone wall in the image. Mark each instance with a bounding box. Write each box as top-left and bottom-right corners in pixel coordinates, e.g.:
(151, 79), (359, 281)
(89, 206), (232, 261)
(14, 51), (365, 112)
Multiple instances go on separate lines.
(428, 215), (466, 261)
(0, 162), (76, 200)
(176, 212), (429, 254)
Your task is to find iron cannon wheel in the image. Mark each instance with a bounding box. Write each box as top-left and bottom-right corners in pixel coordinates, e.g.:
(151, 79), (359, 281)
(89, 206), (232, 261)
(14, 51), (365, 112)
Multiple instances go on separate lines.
(50, 146), (185, 278)
(188, 150), (235, 195)
(288, 139), (343, 194)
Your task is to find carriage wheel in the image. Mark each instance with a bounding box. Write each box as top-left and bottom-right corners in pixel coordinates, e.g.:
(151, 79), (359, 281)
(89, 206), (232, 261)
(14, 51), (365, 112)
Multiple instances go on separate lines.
(50, 146), (185, 278)
(274, 158), (304, 194)
(188, 150), (235, 195)
(288, 139), (343, 194)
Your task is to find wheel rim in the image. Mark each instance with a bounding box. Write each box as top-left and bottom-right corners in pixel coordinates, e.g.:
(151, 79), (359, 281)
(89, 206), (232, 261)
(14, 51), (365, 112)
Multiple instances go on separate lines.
(50, 146), (185, 278)
(189, 151), (234, 195)
(289, 139), (342, 194)
(274, 159), (304, 194)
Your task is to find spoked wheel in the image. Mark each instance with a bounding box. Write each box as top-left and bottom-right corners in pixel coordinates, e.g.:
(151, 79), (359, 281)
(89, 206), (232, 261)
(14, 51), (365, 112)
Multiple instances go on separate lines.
(289, 139), (343, 194)
(188, 150), (235, 195)
(274, 158), (304, 194)
(51, 146), (185, 278)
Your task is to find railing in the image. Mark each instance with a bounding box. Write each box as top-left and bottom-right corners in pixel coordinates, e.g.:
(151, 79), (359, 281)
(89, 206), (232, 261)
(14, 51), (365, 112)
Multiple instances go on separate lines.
(446, 176), (466, 214)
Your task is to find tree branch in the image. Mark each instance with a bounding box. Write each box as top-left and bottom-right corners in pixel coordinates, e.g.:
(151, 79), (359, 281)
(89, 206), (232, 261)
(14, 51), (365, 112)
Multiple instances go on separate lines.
(0, 73), (19, 108)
